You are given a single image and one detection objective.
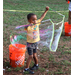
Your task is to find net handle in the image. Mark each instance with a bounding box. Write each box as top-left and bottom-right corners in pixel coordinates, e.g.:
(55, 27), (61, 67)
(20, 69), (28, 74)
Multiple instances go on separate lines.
(49, 8), (65, 17)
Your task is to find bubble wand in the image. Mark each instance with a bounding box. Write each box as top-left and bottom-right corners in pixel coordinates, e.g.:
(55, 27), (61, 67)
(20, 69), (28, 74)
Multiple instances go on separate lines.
(15, 19), (51, 29)
(14, 8), (65, 52)
(15, 24), (33, 29)
(48, 8), (65, 52)
(49, 8), (65, 17)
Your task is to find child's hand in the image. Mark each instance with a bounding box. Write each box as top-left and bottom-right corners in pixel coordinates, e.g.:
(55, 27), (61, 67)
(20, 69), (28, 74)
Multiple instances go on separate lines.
(46, 6), (49, 11)
(40, 6), (49, 21)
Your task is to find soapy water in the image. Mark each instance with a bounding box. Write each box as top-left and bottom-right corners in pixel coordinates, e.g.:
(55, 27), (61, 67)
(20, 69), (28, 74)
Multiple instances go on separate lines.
(10, 16), (65, 52)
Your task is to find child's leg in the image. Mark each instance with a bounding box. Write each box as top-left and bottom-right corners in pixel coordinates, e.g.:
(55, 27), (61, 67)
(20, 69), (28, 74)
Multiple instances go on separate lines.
(30, 43), (39, 70)
(30, 52), (39, 70)
(25, 54), (34, 74)
(33, 53), (38, 65)
(68, 10), (71, 24)
(25, 43), (34, 68)
(33, 42), (38, 65)
(24, 46), (34, 74)
(26, 55), (33, 68)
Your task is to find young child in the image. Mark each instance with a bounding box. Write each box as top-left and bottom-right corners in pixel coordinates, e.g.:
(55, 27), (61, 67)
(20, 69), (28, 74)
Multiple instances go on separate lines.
(24, 6), (49, 74)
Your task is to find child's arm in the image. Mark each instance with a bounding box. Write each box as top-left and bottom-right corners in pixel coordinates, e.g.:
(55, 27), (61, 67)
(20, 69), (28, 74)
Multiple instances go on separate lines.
(40, 6), (49, 21)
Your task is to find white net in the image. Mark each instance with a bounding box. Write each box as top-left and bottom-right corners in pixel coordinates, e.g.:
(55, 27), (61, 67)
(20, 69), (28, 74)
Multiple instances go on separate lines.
(38, 17), (65, 52)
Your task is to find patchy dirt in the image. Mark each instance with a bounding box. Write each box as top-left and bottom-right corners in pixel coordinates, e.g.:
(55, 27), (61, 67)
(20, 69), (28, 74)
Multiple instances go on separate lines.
(3, 31), (71, 75)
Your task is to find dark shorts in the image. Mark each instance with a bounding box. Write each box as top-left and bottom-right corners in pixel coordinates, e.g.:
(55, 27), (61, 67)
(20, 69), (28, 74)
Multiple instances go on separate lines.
(27, 42), (38, 55)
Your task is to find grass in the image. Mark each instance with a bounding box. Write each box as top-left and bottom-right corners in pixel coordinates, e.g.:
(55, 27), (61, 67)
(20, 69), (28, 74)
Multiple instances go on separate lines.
(3, 0), (71, 75)
(3, 0), (68, 11)
(49, 54), (55, 62)
(39, 67), (45, 72)
(7, 68), (12, 72)
(14, 67), (21, 71)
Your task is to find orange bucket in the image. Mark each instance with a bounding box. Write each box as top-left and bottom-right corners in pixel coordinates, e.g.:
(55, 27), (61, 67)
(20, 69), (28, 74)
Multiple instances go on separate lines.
(64, 22), (71, 36)
(9, 44), (26, 67)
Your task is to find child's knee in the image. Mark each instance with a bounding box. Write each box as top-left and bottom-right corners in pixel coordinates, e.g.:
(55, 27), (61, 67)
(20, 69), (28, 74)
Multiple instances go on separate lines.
(29, 55), (33, 59)
(33, 53), (37, 57)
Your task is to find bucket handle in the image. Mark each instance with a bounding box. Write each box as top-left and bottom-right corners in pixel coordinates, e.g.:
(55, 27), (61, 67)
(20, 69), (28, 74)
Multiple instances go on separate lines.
(12, 44), (26, 50)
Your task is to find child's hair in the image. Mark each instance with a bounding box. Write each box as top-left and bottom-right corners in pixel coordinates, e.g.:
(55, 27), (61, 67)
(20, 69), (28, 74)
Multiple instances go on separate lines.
(27, 13), (35, 20)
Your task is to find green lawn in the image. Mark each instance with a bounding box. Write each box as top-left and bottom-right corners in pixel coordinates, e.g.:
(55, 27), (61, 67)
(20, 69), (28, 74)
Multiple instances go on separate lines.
(3, 0), (68, 11)
(3, 0), (71, 75)
(3, 0), (69, 26)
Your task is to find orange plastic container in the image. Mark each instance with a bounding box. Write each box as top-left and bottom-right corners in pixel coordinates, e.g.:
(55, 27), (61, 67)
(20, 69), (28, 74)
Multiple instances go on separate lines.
(64, 22), (71, 36)
(9, 44), (26, 67)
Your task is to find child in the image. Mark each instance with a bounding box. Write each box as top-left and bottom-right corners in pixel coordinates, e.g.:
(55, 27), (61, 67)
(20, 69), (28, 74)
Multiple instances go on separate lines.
(66, 0), (71, 24)
(24, 6), (49, 74)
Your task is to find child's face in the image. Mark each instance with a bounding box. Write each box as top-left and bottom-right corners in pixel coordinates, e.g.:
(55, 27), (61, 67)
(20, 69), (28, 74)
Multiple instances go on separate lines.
(28, 15), (37, 24)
